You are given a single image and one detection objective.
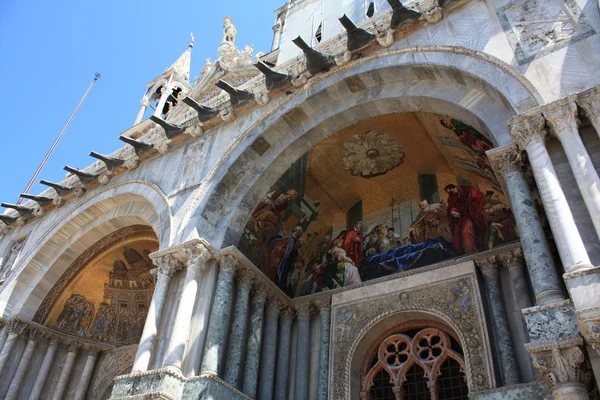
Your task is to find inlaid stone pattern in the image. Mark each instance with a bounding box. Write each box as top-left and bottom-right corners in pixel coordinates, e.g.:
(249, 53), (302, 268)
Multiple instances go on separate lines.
(469, 382), (552, 400)
(523, 301), (580, 343)
(497, 0), (596, 64)
(330, 274), (494, 398)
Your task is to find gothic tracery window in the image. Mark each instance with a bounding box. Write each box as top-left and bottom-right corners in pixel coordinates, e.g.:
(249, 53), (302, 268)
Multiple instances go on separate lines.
(362, 327), (469, 400)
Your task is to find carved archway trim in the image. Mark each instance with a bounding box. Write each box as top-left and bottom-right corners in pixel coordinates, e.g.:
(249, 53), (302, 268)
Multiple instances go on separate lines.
(330, 264), (495, 399)
(32, 225), (157, 323)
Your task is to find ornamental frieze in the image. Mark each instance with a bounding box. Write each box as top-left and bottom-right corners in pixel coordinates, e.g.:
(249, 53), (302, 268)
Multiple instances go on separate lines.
(330, 269), (494, 399)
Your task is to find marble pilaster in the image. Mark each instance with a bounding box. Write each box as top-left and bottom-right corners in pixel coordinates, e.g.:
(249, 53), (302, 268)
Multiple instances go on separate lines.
(51, 343), (79, 400)
(0, 320), (27, 377)
(544, 102), (600, 240)
(316, 300), (331, 400)
(73, 348), (99, 400)
(294, 302), (312, 400)
(224, 270), (253, 387)
(510, 115), (592, 273)
(201, 254), (237, 376)
(274, 308), (294, 400)
(164, 243), (211, 370)
(258, 298), (281, 400)
(488, 146), (565, 305)
(526, 336), (589, 400)
(577, 87), (600, 139)
(28, 339), (59, 400)
(5, 329), (42, 400)
(133, 253), (182, 372)
(242, 288), (267, 398)
(476, 257), (520, 385)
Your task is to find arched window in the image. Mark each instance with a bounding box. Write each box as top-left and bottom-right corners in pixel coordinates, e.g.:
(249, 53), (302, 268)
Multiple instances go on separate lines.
(361, 327), (468, 400)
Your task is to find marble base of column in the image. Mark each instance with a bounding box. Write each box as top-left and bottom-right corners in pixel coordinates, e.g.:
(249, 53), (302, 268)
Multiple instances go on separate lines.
(29, 340), (59, 400)
(51, 344), (79, 400)
(274, 309), (294, 400)
(242, 290), (267, 398)
(73, 349), (99, 400)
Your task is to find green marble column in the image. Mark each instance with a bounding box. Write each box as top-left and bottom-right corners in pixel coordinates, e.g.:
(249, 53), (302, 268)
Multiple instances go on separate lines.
(242, 288), (267, 397)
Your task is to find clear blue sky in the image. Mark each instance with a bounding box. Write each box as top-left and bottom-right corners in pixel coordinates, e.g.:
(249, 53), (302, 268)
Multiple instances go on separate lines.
(0, 0), (284, 204)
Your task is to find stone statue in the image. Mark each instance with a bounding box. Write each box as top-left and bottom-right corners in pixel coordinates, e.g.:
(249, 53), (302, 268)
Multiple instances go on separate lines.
(223, 17), (236, 43)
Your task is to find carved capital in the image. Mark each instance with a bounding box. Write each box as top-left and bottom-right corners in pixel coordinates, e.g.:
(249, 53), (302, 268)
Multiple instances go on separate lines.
(251, 286), (268, 304)
(281, 307), (296, 320)
(543, 102), (579, 139)
(526, 336), (585, 390)
(266, 296), (283, 313)
(475, 256), (499, 278)
(510, 114), (547, 150)
(8, 319), (28, 335)
(67, 342), (81, 352)
(577, 89), (600, 120)
(576, 307), (600, 354)
(153, 253), (183, 278)
(237, 269), (254, 290)
(220, 254), (238, 275)
(486, 145), (522, 178)
(29, 328), (45, 342)
(496, 248), (524, 270)
(185, 243), (212, 270)
(313, 299), (331, 313)
(295, 302), (312, 318)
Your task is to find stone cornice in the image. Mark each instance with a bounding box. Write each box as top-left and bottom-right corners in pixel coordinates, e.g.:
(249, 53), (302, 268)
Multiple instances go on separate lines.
(524, 335), (582, 353)
(522, 299), (572, 315)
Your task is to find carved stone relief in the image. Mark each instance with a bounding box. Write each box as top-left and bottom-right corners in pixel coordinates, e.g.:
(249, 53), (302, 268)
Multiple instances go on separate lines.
(0, 235), (27, 283)
(330, 271), (495, 399)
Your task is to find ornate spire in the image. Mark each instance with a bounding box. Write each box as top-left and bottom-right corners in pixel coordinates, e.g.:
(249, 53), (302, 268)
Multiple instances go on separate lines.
(164, 37), (193, 84)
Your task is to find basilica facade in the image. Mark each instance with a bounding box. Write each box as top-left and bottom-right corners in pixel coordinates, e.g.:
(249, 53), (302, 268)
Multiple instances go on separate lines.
(1, 0), (600, 399)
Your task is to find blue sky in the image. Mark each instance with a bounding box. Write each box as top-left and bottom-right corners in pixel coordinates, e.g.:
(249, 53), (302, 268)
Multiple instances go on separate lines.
(0, 0), (284, 204)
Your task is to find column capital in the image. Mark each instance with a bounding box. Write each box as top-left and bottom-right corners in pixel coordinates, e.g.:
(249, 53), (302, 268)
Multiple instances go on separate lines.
(509, 114), (547, 150)
(29, 328), (45, 342)
(237, 269), (254, 289)
(577, 87), (600, 119)
(475, 256), (499, 278)
(525, 336), (585, 390)
(185, 243), (212, 270)
(251, 286), (268, 304)
(281, 307), (296, 320)
(543, 101), (579, 139)
(153, 253), (183, 278)
(496, 248), (524, 269)
(486, 145), (522, 178)
(295, 302), (312, 318)
(576, 306), (600, 355)
(313, 299), (331, 313)
(67, 342), (81, 352)
(266, 296), (283, 313)
(220, 254), (238, 275)
(8, 319), (28, 335)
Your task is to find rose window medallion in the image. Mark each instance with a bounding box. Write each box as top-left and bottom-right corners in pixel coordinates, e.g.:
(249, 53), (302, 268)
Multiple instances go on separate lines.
(341, 130), (405, 178)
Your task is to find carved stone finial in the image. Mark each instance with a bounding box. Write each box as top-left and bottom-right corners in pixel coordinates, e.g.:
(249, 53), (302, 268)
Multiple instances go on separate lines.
(543, 101), (579, 139)
(486, 145), (522, 178)
(509, 114), (547, 150)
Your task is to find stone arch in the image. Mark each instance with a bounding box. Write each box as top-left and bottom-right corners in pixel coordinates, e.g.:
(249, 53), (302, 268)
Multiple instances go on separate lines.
(185, 47), (540, 247)
(0, 180), (171, 319)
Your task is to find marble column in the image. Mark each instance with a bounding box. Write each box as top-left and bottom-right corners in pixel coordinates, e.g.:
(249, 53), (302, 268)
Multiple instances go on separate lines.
(133, 96), (150, 125)
(5, 329), (42, 400)
(133, 253), (181, 372)
(0, 321), (9, 350)
(295, 303), (312, 400)
(487, 146), (565, 305)
(163, 244), (211, 370)
(52, 343), (79, 400)
(242, 288), (268, 398)
(271, 21), (282, 51)
(544, 102), (600, 240)
(476, 257), (520, 385)
(224, 271), (253, 387)
(0, 320), (27, 377)
(497, 249), (534, 310)
(258, 298), (281, 400)
(274, 308), (294, 400)
(577, 87), (600, 139)
(510, 115), (593, 273)
(73, 348), (99, 400)
(29, 339), (59, 400)
(527, 337), (589, 400)
(153, 77), (173, 118)
(201, 254), (237, 375)
(316, 300), (331, 400)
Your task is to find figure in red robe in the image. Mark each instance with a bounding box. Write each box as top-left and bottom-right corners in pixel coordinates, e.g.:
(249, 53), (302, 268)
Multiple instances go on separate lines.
(342, 220), (363, 266)
(247, 189), (298, 242)
(445, 184), (488, 254)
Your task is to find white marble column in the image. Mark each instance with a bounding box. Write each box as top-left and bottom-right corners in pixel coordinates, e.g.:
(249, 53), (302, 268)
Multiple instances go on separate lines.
(242, 288), (267, 398)
(201, 254), (237, 375)
(73, 348), (99, 400)
(274, 308), (294, 400)
(163, 244), (211, 371)
(0, 320), (9, 350)
(258, 298), (280, 400)
(510, 114), (593, 273)
(487, 146), (565, 306)
(544, 102), (600, 240)
(476, 257), (520, 385)
(224, 271), (253, 387)
(5, 329), (42, 400)
(316, 300), (331, 400)
(0, 320), (27, 377)
(51, 343), (79, 400)
(133, 96), (150, 125)
(153, 77), (173, 118)
(133, 253), (181, 372)
(577, 88), (600, 139)
(295, 303), (312, 400)
(28, 339), (59, 400)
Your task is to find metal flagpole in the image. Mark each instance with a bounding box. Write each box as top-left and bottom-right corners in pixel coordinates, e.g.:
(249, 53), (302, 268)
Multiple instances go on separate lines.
(17, 73), (101, 204)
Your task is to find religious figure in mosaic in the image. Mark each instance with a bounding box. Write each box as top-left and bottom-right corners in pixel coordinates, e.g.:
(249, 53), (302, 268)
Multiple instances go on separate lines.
(445, 184), (488, 254)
